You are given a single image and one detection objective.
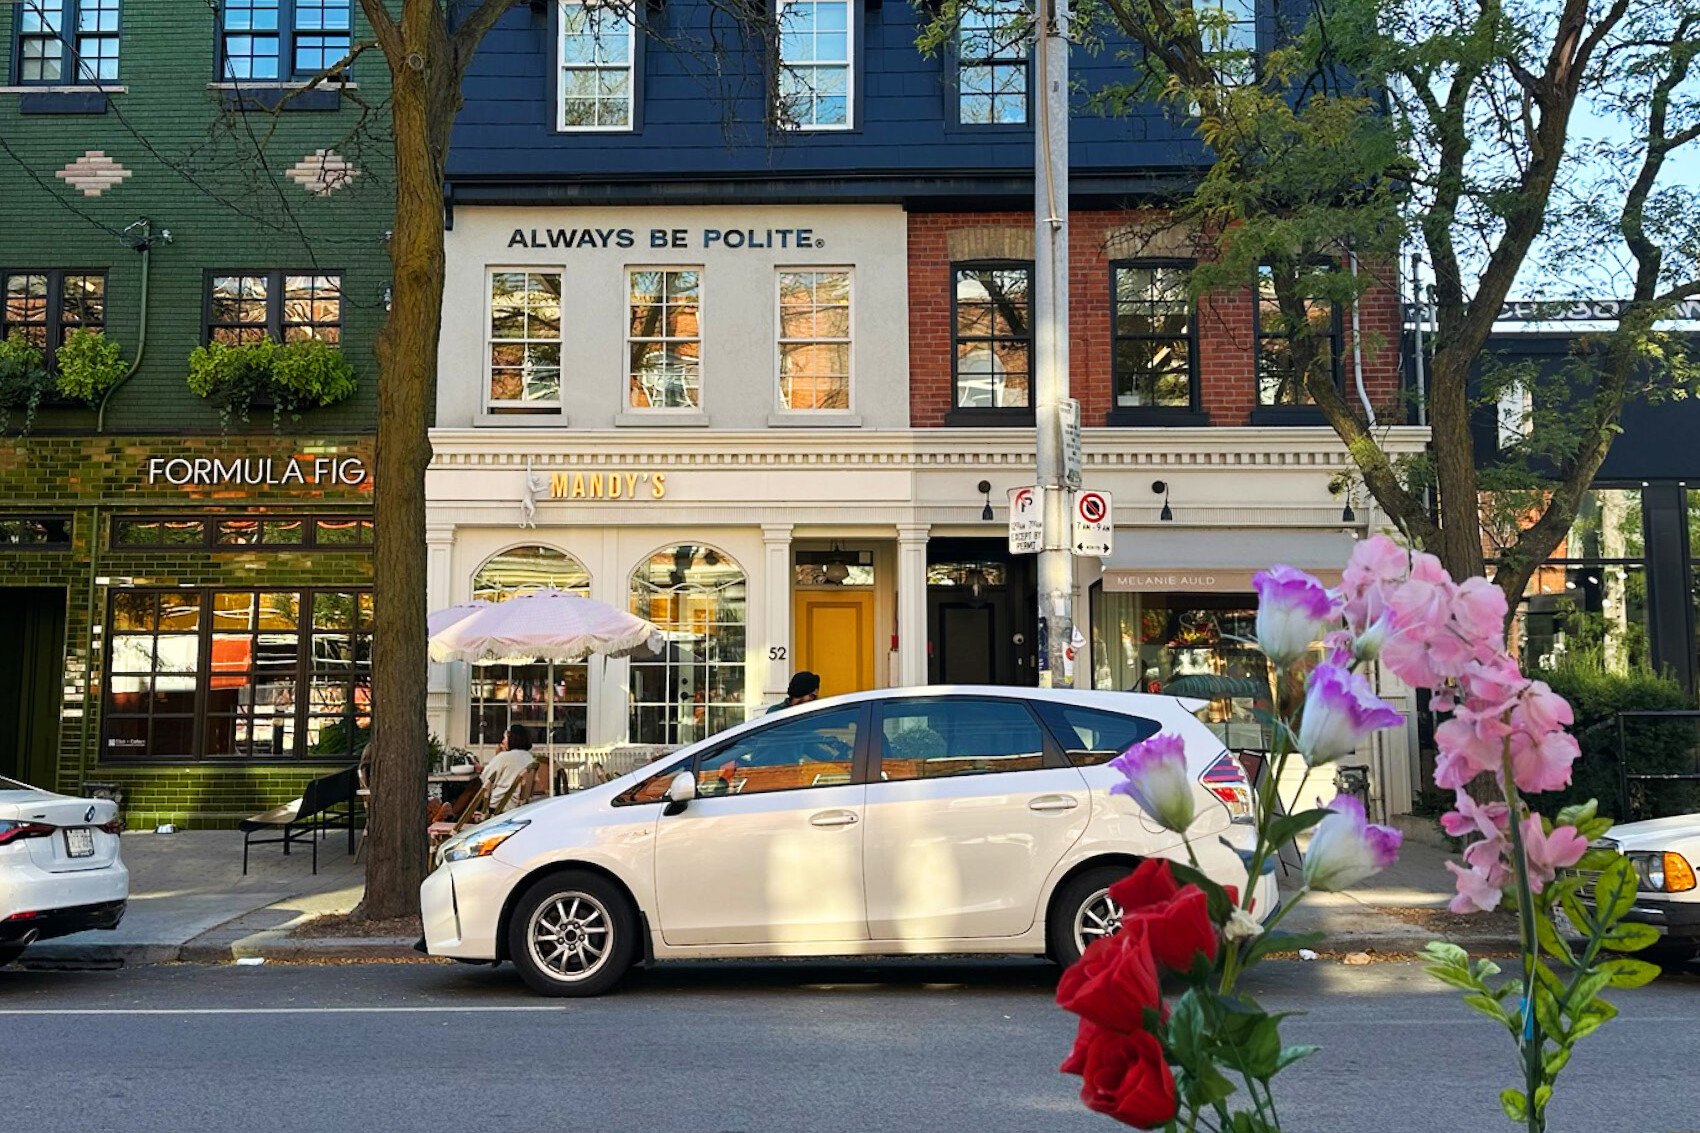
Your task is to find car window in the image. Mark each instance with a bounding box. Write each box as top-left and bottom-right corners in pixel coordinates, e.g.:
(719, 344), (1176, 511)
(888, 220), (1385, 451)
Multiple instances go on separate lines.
(695, 707), (860, 798)
(877, 697), (1046, 782)
(1031, 702), (1161, 767)
(614, 756), (692, 806)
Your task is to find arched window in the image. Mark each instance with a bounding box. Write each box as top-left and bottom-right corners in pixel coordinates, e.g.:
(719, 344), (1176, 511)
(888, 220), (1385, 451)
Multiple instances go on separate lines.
(628, 544), (747, 744)
(469, 546), (591, 747)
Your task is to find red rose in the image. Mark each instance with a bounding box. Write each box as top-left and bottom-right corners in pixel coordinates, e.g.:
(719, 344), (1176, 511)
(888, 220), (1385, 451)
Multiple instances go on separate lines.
(1131, 885), (1219, 973)
(1059, 1016), (1101, 1076)
(1055, 918), (1162, 1033)
(1108, 857), (1181, 913)
(1074, 1023), (1179, 1129)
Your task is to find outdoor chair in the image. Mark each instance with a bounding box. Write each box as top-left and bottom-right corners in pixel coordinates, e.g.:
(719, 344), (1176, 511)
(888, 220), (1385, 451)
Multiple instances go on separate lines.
(239, 766), (359, 875)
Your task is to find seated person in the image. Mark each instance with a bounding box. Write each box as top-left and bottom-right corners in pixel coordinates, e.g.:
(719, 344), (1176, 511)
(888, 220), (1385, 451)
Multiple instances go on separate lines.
(441, 725), (547, 822)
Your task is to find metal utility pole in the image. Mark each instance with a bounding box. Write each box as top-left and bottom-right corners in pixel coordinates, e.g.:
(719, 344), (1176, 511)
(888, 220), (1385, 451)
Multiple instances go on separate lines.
(1033, 0), (1072, 687)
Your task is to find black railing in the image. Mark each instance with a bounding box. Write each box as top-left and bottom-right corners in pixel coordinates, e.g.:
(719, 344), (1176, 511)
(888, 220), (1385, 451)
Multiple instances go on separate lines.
(1614, 711), (1700, 822)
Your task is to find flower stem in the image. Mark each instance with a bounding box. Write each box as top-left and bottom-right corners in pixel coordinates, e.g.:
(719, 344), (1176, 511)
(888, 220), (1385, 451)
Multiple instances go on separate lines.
(1500, 754), (1544, 1133)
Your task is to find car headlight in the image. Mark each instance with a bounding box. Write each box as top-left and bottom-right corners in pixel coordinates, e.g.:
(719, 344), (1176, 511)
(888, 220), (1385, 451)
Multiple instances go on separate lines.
(441, 819), (529, 863)
(1627, 850), (1698, 893)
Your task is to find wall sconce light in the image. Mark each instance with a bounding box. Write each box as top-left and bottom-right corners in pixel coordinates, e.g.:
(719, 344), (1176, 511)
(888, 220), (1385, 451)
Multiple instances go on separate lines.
(1153, 480), (1173, 522)
(978, 479), (994, 522)
(823, 542), (851, 584)
(1341, 499), (1357, 523)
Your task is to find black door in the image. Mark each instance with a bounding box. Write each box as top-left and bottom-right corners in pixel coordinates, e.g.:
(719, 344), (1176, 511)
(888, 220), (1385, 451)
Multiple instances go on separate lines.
(0, 588), (68, 787)
(926, 538), (1036, 686)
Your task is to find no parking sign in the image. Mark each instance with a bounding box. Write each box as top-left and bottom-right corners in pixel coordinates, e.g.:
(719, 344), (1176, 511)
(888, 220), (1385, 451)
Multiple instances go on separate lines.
(1071, 490), (1112, 557)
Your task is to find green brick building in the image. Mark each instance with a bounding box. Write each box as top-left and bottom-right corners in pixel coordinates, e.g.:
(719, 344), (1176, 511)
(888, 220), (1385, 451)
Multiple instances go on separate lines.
(0, 1), (391, 826)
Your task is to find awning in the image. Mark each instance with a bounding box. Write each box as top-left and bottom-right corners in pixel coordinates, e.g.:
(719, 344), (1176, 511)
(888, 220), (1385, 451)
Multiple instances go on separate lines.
(1100, 528), (1355, 592)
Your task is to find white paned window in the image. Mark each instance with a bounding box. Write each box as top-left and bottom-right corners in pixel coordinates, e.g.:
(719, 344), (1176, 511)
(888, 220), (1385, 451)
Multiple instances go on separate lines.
(776, 0), (851, 130)
(958, 0), (1027, 125)
(628, 269), (702, 410)
(777, 270), (851, 411)
(487, 271), (563, 413)
(558, 0), (635, 130)
(1198, 0), (1258, 84)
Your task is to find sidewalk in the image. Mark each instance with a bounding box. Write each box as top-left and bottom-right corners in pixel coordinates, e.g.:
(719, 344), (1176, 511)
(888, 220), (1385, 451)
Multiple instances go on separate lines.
(21, 828), (423, 968)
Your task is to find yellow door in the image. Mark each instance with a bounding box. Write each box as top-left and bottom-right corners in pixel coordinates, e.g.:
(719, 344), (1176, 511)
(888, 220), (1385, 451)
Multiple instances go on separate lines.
(794, 591), (877, 698)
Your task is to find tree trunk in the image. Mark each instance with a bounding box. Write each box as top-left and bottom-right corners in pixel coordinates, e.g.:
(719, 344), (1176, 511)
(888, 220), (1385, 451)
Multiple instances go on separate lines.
(1425, 349), (1486, 584)
(357, 55), (450, 920)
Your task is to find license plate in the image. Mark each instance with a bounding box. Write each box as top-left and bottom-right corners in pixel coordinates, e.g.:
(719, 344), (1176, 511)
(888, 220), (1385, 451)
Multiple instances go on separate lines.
(64, 827), (95, 858)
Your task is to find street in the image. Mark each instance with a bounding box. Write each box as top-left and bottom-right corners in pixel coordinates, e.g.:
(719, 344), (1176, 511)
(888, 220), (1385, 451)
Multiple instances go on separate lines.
(2, 959), (1696, 1132)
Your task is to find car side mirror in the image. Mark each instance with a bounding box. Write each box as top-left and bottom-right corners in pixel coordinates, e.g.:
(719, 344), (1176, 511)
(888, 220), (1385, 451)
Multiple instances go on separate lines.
(662, 770), (696, 816)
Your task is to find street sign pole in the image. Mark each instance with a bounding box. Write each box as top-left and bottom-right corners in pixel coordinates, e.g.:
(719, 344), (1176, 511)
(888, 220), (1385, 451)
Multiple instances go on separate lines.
(1033, 0), (1072, 687)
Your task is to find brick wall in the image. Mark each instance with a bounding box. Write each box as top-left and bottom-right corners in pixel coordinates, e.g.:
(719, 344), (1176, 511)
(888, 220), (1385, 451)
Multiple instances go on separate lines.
(908, 210), (1405, 427)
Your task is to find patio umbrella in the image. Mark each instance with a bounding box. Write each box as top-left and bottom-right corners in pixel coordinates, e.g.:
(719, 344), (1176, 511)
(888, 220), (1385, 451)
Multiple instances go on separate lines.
(428, 590), (666, 772)
(427, 599), (494, 638)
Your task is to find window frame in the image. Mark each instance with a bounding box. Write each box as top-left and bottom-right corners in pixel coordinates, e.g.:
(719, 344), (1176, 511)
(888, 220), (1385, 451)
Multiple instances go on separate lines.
(1252, 264), (1343, 418)
(201, 269), (344, 346)
(1108, 258), (1202, 422)
(101, 586), (373, 763)
(773, 266), (853, 414)
(11, 0), (120, 86)
(484, 267), (565, 415)
(625, 265), (704, 413)
(0, 514), (74, 550)
(948, 259), (1036, 421)
(215, 0), (353, 83)
(0, 268), (108, 369)
(774, 0), (855, 132)
(553, 0), (640, 133)
(869, 695), (1067, 781)
(954, 0), (1029, 127)
(689, 702), (873, 797)
(110, 514), (373, 551)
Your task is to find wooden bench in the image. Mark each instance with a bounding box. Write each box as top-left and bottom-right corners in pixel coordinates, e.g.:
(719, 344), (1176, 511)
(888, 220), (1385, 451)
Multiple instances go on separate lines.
(240, 766), (359, 875)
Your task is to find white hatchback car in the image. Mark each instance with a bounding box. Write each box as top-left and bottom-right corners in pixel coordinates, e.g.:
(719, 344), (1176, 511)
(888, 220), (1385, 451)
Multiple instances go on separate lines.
(1, 777), (128, 966)
(423, 686), (1274, 996)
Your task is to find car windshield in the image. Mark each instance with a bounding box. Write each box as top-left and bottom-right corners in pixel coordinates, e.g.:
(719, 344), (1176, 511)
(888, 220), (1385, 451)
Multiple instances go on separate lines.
(0, 775), (34, 791)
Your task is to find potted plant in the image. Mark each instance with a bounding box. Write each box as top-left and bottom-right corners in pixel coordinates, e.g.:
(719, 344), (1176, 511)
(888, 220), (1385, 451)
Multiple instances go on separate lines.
(187, 337), (356, 428)
(0, 333), (56, 434)
(271, 337), (357, 412)
(54, 328), (129, 405)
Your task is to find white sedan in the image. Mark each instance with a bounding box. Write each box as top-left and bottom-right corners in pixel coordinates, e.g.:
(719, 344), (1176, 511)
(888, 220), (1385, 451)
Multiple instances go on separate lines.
(1, 777), (128, 966)
(423, 687), (1274, 996)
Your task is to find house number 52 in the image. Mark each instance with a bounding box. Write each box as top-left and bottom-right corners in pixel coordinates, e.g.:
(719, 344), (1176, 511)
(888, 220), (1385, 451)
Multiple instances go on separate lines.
(768, 646), (787, 660)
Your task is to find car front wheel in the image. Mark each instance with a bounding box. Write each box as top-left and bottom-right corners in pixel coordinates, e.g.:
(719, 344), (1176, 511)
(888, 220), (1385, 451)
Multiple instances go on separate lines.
(1049, 865), (1130, 968)
(506, 871), (638, 997)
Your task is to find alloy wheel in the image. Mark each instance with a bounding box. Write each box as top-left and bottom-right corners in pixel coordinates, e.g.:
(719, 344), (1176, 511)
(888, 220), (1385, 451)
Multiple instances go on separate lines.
(526, 891), (613, 983)
(1073, 887), (1124, 955)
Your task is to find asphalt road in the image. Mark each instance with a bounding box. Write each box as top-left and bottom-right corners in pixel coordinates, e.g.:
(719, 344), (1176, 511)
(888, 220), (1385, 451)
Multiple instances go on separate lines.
(2, 958), (1696, 1133)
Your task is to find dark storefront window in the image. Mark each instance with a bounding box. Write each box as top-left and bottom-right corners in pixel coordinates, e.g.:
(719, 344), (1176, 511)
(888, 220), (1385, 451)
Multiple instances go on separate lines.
(103, 588), (371, 760)
(629, 544), (748, 745)
(1089, 587), (1272, 750)
(0, 515), (73, 548)
(113, 514), (371, 550)
(468, 545), (591, 748)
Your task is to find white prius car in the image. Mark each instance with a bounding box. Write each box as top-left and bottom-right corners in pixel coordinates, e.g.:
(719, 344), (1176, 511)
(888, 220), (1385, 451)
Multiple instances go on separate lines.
(1, 777), (128, 966)
(423, 687), (1274, 996)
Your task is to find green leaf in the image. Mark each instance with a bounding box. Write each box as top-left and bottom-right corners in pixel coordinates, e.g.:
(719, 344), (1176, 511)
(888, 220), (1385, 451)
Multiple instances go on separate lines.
(1167, 861), (1236, 926)
(1593, 858), (1639, 924)
(1533, 982), (1565, 1040)
(1424, 964), (1482, 992)
(1558, 888), (1596, 936)
(1554, 799), (1598, 829)
(1532, 1085), (1553, 1117)
(1568, 997), (1618, 1041)
(1542, 1047), (1572, 1077)
(1600, 922), (1661, 952)
(1275, 1043), (1320, 1072)
(1577, 816), (1614, 843)
(1167, 989), (1208, 1072)
(1265, 807), (1333, 849)
(1500, 1088), (1528, 1123)
(1535, 913), (1577, 964)
(1575, 846), (1619, 872)
(1599, 957), (1661, 988)
(1462, 992), (1509, 1024)
(1421, 941), (1470, 969)
(1228, 1114), (1279, 1133)
(1566, 967), (1612, 1015)
(1175, 1064), (1237, 1110)
(1238, 1013), (1284, 1078)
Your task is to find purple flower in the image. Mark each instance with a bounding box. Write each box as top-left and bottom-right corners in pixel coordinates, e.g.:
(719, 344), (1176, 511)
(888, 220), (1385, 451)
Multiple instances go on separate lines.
(1303, 794), (1403, 891)
(1108, 733), (1195, 834)
(1297, 662), (1404, 767)
(1252, 565), (1343, 665)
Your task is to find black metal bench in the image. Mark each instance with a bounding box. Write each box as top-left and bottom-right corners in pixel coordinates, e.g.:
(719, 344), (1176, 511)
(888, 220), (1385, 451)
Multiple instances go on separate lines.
(239, 766), (359, 875)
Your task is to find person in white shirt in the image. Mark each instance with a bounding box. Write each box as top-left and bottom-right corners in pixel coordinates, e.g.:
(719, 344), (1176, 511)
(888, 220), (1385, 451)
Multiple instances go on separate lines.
(480, 725), (542, 815)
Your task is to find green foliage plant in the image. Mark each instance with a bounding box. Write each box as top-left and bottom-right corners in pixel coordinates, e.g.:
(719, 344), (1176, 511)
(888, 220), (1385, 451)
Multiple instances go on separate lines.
(271, 337), (357, 411)
(0, 333), (55, 434)
(54, 328), (129, 403)
(186, 336), (355, 429)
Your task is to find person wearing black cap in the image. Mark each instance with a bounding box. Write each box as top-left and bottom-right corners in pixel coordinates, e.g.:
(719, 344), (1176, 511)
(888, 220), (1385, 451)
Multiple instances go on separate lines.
(767, 670), (821, 713)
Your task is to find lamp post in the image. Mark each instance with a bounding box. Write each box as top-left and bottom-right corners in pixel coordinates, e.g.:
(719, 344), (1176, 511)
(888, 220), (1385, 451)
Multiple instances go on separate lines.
(1033, 0), (1072, 686)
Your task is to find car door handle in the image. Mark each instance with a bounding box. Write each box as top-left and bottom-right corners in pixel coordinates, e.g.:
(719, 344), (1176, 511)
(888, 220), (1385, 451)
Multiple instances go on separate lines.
(1028, 794), (1080, 813)
(809, 810), (859, 827)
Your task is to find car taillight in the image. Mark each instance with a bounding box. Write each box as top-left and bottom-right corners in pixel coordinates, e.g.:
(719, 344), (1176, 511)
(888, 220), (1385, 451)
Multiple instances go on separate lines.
(100, 819), (124, 835)
(1200, 752), (1253, 820)
(0, 821), (56, 846)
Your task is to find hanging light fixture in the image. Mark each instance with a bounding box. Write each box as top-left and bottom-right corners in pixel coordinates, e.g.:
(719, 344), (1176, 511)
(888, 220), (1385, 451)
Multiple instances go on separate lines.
(823, 542), (850, 584)
(1153, 480), (1173, 522)
(978, 479), (994, 522)
(1341, 500), (1357, 523)
(965, 565), (987, 600)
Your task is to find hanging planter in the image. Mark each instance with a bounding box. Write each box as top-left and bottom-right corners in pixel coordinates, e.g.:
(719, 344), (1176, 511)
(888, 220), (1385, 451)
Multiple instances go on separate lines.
(186, 337), (356, 429)
(54, 328), (129, 405)
(0, 333), (55, 435)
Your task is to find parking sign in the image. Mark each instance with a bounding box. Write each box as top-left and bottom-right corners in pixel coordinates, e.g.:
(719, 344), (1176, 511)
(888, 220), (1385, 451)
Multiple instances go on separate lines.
(1071, 490), (1112, 557)
(1008, 486), (1042, 554)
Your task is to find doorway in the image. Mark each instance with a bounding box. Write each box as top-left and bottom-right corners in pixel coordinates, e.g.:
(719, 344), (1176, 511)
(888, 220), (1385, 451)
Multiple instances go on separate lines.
(795, 591), (876, 698)
(0, 588), (68, 787)
(926, 538), (1036, 686)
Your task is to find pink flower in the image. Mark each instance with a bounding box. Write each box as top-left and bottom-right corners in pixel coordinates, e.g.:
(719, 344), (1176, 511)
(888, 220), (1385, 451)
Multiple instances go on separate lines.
(1108, 733), (1195, 834)
(1446, 859), (1507, 914)
(1431, 710), (1510, 787)
(1451, 577), (1508, 656)
(1440, 792), (1509, 842)
(1303, 794), (1403, 891)
(1252, 565), (1342, 664)
(1297, 662), (1403, 766)
(1521, 817), (1588, 892)
(1514, 680), (1572, 736)
(1508, 729), (1580, 795)
(1339, 534), (1409, 632)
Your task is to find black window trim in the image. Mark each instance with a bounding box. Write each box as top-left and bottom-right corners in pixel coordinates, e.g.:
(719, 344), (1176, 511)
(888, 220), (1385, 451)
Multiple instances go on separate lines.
(1028, 696), (1163, 767)
(111, 513), (373, 551)
(1107, 257), (1207, 425)
(949, 0), (1032, 131)
(10, 0), (118, 87)
(0, 513), (75, 551)
(869, 693), (1069, 779)
(100, 585), (372, 764)
(1251, 263), (1344, 422)
(616, 701), (874, 803)
(947, 258), (1036, 423)
(213, 0), (354, 84)
(0, 266), (108, 369)
(201, 268), (344, 345)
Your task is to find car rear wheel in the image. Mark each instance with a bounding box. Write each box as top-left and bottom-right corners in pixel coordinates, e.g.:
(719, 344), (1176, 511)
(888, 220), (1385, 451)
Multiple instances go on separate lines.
(1049, 865), (1130, 968)
(507, 871), (638, 998)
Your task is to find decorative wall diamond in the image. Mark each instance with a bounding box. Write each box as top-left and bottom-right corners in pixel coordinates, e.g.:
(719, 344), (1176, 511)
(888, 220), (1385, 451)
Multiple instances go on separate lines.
(287, 149), (360, 195)
(56, 150), (132, 197)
